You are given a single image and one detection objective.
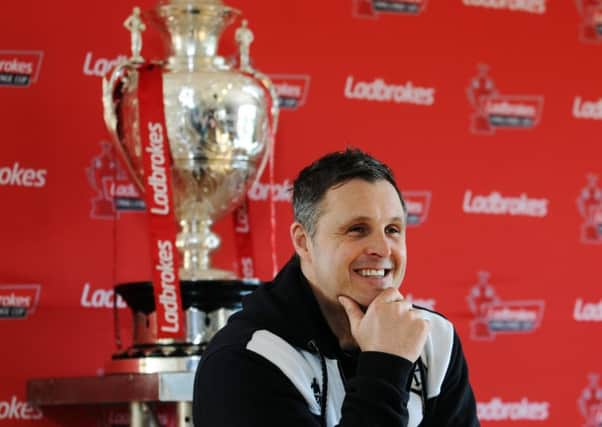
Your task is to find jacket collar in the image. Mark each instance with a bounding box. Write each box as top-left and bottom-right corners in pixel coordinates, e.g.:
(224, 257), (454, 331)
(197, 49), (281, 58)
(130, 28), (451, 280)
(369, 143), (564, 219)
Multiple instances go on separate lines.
(252, 255), (344, 358)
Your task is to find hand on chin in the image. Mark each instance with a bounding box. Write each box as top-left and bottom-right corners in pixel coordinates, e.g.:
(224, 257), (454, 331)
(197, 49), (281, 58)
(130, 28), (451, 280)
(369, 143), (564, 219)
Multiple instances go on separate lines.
(352, 282), (397, 308)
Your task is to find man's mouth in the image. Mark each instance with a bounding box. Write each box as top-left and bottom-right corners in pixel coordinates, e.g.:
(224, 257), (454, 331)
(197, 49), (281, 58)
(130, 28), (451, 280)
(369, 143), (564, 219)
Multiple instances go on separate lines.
(354, 268), (391, 278)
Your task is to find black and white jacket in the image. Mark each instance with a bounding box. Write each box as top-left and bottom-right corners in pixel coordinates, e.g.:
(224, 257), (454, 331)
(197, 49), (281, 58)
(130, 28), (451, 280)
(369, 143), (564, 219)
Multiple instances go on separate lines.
(193, 256), (479, 427)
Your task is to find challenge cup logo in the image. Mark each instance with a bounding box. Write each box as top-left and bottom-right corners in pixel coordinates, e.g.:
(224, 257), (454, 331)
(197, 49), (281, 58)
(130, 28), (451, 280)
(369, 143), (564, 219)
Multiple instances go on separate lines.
(0, 50), (43, 88)
(467, 65), (498, 135)
(0, 285), (41, 319)
(577, 0), (602, 43)
(577, 174), (602, 244)
(467, 271), (500, 340)
(352, 0), (428, 18)
(467, 271), (545, 340)
(269, 74), (311, 110)
(403, 191), (432, 227)
(467, 65), (543, 135)
(87, 141), (144, 219)
(578, 373), (602, 427)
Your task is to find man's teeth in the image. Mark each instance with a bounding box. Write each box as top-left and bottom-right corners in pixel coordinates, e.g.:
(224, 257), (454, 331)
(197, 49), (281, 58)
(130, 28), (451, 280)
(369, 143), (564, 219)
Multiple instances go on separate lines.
(357, 269), (386, 277)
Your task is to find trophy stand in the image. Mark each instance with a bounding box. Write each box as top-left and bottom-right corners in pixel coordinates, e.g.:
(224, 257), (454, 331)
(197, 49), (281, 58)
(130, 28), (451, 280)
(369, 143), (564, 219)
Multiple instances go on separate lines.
(107, 279), (258, 374)
(28, 373), (196, 427)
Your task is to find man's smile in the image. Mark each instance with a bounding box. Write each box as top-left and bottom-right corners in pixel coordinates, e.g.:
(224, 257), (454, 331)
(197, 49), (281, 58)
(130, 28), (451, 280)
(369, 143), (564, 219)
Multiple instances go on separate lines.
(353, 268), (391, 278)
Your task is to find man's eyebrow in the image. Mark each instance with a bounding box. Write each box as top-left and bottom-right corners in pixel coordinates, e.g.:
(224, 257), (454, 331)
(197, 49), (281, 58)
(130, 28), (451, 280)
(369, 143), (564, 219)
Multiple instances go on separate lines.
(338, 216), (406, 225)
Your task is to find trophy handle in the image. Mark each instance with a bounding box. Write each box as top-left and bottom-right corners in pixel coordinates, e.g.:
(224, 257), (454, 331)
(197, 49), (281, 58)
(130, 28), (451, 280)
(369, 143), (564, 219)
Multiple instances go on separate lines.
(250, 69), (279, 181)
(235, 19), (279, 182)
(102, 61), (145, 193)
(253, 71), (279, 136)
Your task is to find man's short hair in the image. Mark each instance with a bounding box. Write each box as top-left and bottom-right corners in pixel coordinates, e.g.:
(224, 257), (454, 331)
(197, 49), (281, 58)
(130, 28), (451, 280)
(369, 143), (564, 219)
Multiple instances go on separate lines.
(292, 148), (406, 237)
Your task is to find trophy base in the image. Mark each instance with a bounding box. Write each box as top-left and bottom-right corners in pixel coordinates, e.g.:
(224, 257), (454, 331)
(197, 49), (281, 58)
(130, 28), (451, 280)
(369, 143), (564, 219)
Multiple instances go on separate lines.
(106, 355), (201, 374)
(116, 279), (259, 313)
(112, 279), (259, 372)
(180, 267), (240, 281)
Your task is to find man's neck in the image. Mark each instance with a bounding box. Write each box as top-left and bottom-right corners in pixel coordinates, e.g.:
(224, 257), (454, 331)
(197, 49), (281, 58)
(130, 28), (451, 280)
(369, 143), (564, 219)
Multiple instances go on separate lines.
(300, 273), (357, 350)
(314, 294), (357, 351)
(298, 260), (359, 350)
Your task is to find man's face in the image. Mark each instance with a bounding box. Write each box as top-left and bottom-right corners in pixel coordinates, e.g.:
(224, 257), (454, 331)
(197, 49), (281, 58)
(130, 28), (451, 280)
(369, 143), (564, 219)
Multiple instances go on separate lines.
(296, 179), (407, 308)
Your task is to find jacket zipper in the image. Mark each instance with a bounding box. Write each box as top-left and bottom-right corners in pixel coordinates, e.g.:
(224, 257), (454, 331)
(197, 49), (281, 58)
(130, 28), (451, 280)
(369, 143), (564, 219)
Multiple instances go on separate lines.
(308, 340), (329, 427)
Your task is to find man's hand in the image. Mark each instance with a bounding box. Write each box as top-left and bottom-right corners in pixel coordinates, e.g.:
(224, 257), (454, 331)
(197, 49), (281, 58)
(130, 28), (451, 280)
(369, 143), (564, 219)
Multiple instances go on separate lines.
(338, 288), (430, 362)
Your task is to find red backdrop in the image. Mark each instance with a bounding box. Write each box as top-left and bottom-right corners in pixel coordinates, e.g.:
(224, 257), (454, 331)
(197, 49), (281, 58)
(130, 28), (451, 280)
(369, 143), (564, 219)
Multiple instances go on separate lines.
(1, 0), (601, 425)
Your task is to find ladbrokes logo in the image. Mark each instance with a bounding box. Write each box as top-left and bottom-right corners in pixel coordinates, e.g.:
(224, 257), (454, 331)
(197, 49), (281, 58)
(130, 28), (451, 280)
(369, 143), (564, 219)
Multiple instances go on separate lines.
(577, 173), (602, 244)
(0, 162), (47, 188)
(0, 285), (41, 319)
(578, 373), (602, 427)
(477, 397), (550, 421)
(576, 0), (602, 43)
(463, 190), (549, 217)
(0, 396), (42, 421)
(574, 297), (602, 322)
(269, 75), (310, 110)
(352, 0), (428, 17)
(345, 76), (435, 106)
(247, 179), (292, 202)
(573, 95), (602, 120)
(87, 141), (145, 219)
(462, 0), (546, 14)
(467, 271), (545, 340)
(404, 191), (431, 226)
(83, 51), (127, 77)
(0, 51), (43, 88)
(81, 283), (127, 309)
(467, 65), (544, 135)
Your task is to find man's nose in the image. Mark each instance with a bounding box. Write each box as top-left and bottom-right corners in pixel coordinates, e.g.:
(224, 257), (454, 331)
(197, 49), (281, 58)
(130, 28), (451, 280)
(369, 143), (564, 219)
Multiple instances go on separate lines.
(365, 231), (391, 257)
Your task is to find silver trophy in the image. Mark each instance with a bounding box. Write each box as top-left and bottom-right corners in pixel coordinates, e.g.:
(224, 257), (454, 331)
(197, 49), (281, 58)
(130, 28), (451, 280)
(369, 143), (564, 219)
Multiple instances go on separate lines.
(102, 0), (278, 372)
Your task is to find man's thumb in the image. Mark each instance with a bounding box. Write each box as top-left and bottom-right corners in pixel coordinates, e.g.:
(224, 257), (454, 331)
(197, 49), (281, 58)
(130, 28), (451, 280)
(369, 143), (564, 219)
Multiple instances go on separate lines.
(338, 296), (363, 329)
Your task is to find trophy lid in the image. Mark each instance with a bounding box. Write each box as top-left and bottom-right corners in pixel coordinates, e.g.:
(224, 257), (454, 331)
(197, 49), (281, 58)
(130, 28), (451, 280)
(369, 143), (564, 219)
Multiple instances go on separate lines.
(150, 0), (241, 66)
(152, 0), (241, 32)
(156, 0), (239, 16)
(158, 0), (223, 4)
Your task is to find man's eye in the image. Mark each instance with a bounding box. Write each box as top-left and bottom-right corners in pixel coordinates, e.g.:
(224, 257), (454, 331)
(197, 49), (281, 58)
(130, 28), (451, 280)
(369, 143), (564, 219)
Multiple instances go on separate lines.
(348, 225), (366, 234)
(386, 225), (401, 234)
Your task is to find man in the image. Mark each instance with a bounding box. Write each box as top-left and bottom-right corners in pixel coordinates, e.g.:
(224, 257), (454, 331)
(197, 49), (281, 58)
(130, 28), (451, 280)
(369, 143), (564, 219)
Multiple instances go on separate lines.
(193, 149), (479, 426)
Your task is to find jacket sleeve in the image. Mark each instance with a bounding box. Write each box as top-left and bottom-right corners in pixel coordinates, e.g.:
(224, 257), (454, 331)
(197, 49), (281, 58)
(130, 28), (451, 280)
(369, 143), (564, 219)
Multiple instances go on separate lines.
(339, 351), (414, 426)
(193, 347), (414, 427)
(193, 347), (321, 426)
(425, 331), (480, 427)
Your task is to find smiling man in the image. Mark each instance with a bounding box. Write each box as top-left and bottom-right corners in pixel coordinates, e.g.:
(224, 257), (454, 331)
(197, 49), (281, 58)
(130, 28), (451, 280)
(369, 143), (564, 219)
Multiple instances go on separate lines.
(193, 149), (479, 427)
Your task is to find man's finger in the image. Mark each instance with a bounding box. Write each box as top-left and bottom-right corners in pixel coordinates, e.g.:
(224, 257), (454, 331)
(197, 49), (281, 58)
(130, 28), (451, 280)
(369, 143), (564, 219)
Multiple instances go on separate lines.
(338, 296), (364, 330)
(375, 287), (404, 304)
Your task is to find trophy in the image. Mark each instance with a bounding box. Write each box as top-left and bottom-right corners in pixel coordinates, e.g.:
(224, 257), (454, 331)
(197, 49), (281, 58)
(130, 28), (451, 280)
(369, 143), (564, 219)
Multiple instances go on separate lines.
(102, 0), (279, 373)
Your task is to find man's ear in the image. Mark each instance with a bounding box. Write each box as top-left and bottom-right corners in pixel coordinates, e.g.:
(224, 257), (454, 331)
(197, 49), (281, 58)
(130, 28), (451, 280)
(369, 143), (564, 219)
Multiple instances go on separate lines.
(290, 222), (311, 262)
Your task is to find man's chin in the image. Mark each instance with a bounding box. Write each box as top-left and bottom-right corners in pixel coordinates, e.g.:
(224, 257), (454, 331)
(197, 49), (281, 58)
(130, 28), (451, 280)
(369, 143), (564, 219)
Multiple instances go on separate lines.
(353, 284), (399, 308)
(348, 293), (379, 311)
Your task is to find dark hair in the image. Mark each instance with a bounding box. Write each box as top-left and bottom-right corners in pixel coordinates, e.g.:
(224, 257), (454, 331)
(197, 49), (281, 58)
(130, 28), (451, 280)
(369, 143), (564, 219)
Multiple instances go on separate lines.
(292, 148), (406, 236)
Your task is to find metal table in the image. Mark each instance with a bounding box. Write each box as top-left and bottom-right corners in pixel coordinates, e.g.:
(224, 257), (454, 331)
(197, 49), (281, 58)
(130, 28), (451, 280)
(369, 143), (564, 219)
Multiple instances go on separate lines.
(27, 371), (195, 427)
